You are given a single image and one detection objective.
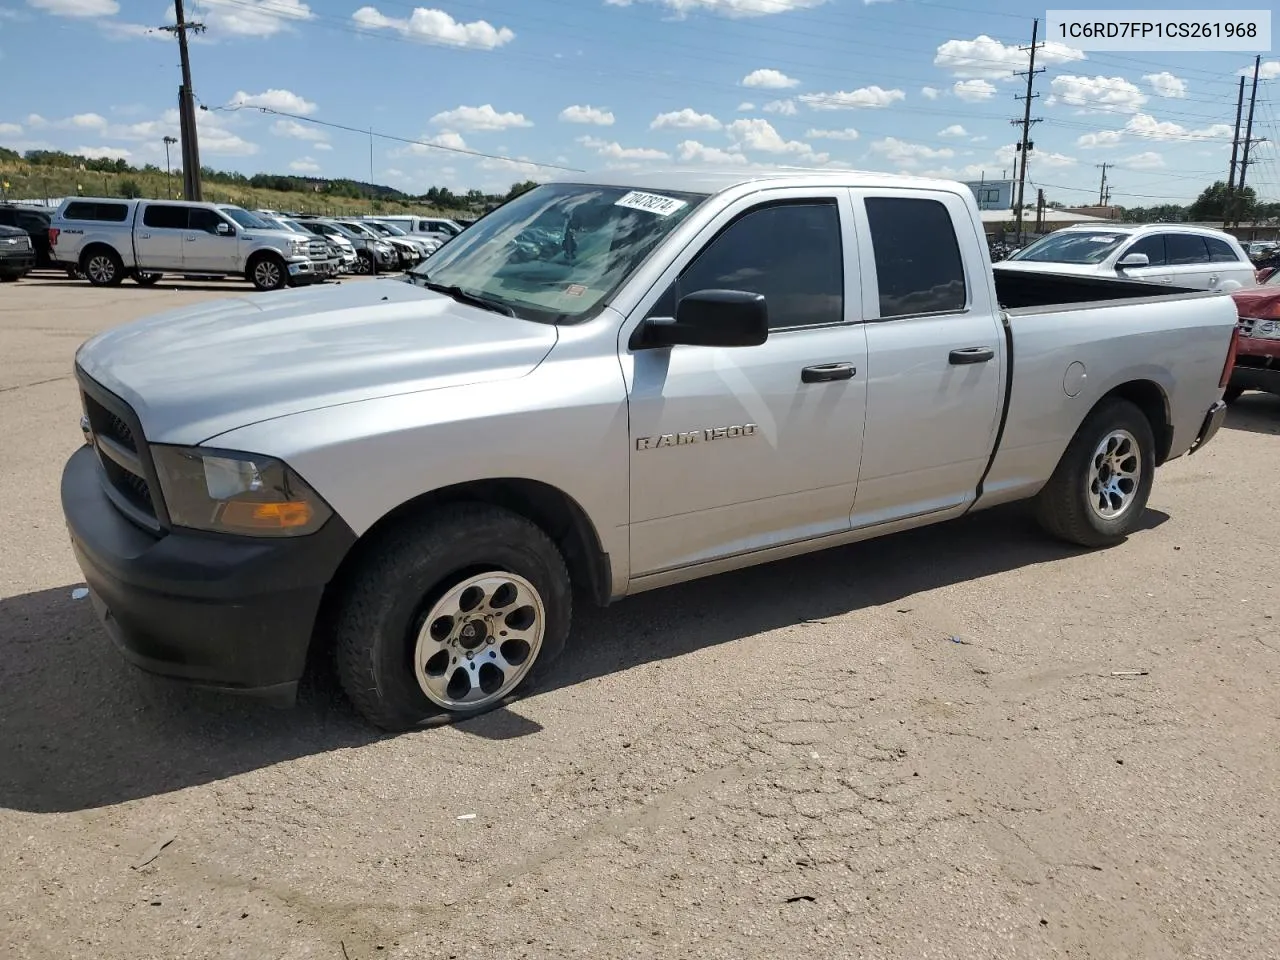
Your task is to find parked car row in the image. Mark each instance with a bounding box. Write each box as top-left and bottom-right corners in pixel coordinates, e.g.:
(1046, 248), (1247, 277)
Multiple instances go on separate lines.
(2, 198), (469, 290)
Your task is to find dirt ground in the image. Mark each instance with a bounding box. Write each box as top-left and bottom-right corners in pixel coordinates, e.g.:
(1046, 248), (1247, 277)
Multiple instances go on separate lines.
(2, 274), (1278, 960)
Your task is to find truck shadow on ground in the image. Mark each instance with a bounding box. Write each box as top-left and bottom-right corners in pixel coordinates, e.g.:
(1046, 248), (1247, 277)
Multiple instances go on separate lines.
(0, 503), (1167, 814)
(1223, 393), (1280, 436)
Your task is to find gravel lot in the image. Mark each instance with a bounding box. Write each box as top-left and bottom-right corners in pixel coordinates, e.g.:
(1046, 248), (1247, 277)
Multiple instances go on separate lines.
(2, 275), (1278, 960)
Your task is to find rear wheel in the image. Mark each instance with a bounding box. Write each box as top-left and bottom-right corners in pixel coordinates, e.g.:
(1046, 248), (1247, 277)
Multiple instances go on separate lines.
(333, 504), (571, 731)
(82, 248), (124, 287)
(1035, 398), (1156, 548)
(133, 271), (161, 286)
(1223, 385), (1245, 404)
(354, 251), (375, 276)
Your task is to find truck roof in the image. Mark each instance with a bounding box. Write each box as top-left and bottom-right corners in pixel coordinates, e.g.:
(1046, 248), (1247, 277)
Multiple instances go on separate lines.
(549, 167), (973, 196)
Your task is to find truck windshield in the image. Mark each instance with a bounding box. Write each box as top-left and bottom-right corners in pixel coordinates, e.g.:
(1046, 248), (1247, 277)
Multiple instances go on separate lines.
(220, 207), (271, 230)
(1010, 231), (1127, 264)
(407, 182), (707, 323)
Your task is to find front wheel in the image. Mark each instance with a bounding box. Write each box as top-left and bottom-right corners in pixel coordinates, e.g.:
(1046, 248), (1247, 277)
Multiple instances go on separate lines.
(1035, 398), (1156, 548)
(248, 254), (288, 291)
(1223, 385), (1245, 405)
(333, 504), (571, 731)
(133, 271), (161, 286)
(353, 251), (374, 276)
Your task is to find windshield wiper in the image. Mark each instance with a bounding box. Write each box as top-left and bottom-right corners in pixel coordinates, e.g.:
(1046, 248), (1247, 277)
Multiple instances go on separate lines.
(414, 278), (516, 317)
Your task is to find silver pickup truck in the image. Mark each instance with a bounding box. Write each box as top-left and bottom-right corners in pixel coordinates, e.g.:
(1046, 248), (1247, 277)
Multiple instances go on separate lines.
(49, 198), (329, 291)
(60, 170), (1238, 729)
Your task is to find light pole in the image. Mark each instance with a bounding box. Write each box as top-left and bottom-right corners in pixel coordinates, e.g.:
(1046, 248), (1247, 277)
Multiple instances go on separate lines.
(163, 136), (178, 198)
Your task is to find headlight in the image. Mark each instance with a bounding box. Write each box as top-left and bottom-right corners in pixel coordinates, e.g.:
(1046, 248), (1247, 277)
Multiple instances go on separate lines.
(151, 446), (333, 537)
(290, 239), (310, 256)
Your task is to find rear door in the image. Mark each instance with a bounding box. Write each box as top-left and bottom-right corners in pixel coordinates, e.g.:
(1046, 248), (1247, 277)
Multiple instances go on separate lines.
(135, 204), (188, 270)
(851, 190), (1005, 528)
(1165, 233), (1213, 289)
(1205, 235), (1255, 290)
(184, 207), (238, 272)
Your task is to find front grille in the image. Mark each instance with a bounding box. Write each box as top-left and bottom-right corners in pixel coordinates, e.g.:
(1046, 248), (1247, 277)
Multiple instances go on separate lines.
(1240, 318), (1257, 337)
(308, 239), (328, 259)
(80, 377), (163, 532)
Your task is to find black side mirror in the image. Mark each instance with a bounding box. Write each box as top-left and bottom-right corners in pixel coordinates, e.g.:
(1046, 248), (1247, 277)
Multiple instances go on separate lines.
(636, 289), (769, 349)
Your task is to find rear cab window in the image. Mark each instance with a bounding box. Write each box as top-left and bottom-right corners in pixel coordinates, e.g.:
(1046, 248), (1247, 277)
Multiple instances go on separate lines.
(63, 201), (129, 222)
(863, 196), (967, 318)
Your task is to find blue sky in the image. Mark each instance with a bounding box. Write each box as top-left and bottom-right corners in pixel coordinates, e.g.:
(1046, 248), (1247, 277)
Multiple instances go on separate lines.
(0, 0), (1276, 204)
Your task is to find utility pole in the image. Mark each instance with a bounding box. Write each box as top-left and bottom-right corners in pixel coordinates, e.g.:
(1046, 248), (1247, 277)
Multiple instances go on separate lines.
(1224, 76), (1245, 227)
(1235, 55), (1263, 228)
(1010, 17), (1044, 246)
(163, 135), (177, 199)
(1095, 162), (1111, 207)
(160, 0), (205, 201)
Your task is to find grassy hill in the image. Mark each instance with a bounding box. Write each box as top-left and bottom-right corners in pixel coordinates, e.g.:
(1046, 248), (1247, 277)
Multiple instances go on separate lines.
(0, 154), (485, 218)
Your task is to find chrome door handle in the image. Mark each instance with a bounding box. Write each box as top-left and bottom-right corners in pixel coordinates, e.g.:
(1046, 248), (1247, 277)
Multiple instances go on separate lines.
(186, 235), (198, 242)
(138, 232), (151, 239)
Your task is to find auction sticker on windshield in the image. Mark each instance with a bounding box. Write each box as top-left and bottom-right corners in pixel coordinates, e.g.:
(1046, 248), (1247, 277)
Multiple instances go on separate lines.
(614, 191), (688, 217)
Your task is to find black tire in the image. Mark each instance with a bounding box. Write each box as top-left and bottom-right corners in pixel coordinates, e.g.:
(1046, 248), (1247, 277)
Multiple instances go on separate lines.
(1223, 385), (1245, 404)
(81, 247), (124, 287)
(333, 504), (571, 731)
(354, 251), (375, 276)
(0, 273), (20, 283)
(247, 253), (288, 291)
(133, 271), (162, 286)
(1035, 398), (1156, 548)
(66, 267), (83, 280)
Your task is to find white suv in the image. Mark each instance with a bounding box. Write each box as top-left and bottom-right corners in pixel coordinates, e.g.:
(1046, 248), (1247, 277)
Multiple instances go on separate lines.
(999, 224), (1256, 292)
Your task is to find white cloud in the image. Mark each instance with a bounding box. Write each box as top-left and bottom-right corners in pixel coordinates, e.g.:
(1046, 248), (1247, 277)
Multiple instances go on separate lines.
(99, 21), (167, 40)
(921, 86), (941, 100)
(26, 114), (48, 128)
(934, 34), (1085, 79)
(970, 135), (987, 143)
(1050, 75), (1147, 113)
(1238, 60), (1280, 80)
(195, 0), (313, 37)
(737, 102), (755, 111)
(559, 105), (615, 126)
(801, 86), (904, 110)
(938, 124), (968, 138)
(871, 137), (954, 167)
(650, 108), (722, 131)
(1076, 129), (1123, 148)
(1123, 113), (1231, 142)
(741, 68), (800, 89)
(578, 135), (669, 161)
(270, 119), (328, 142)
(763, 99), (798, 116)
(75, 145), (132, 161)
(393, 130), (470, 158)
(0, 122), (22, 136)
(806, 127), (859, 141)
(26, 0), (117, 16)
(606, 0), (827, 19)
(677, 139), (749, 165)
(351, 6), (514, 49)
(953, 79), (995, 102)
(430, 104), (531, 132)
(314, 142), (333, 151)
(429, 131), (467, 150)
(62, 112), (109, 131)
(995, 144), (1076, 168)
(289, 157), (321, 173)
(1142, 71), (1186, 98)
(229, 89), (317, 116)
(1121, 151), (1164, 170)
(727, 118), (827, 161)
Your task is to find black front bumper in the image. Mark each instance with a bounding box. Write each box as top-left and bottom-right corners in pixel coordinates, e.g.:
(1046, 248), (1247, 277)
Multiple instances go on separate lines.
(0, 249), (35, 274)
(61, 445), (356, 700)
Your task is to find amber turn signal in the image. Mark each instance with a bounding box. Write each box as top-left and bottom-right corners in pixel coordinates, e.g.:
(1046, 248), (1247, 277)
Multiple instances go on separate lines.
(219, 500), (314, 530)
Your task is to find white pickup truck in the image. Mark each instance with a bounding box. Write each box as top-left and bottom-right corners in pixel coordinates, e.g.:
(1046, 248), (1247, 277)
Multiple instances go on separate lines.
(49, 198), (329, 291)
(61, 170), (1239, 729)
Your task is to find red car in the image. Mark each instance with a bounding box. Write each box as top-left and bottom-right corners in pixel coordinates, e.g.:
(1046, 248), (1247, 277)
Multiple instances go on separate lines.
(1227, 271), (1280, 402)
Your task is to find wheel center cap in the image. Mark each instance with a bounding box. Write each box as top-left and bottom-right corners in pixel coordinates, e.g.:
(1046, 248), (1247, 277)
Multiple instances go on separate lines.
(458, 619), (489, 650)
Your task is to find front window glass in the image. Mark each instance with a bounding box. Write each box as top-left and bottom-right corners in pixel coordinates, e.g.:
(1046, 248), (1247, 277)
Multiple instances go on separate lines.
(1010, 231), (1127, 264)
(220, 207), (270, 229)
(408, 182), (706, 323)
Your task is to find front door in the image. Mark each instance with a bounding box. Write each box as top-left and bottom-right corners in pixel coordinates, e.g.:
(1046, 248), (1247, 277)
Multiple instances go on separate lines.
(135, 203), (188, 271)
(851, 191), (1005, 528)
(623, 192), (869, 578)
(184, 207), (239, 272)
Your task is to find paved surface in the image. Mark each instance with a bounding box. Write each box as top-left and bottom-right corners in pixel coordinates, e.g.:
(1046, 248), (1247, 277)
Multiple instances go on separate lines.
(2, 274), (1278, 960)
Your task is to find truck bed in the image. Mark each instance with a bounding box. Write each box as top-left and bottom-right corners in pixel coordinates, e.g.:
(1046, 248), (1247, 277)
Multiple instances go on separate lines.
(993, 265), (1198, 310)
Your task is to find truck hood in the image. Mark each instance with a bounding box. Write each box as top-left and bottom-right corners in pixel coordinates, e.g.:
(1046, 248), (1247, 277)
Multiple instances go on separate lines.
(75, 279), (559, 445)
(1231, 284), (1280, 316)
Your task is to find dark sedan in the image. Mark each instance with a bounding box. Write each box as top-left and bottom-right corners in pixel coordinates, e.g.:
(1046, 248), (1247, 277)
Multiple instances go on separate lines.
(0, 224), (36, 281)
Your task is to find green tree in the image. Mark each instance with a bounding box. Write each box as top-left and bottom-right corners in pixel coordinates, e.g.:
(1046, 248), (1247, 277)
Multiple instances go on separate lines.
(505, 180), (539, 200)
(1188, 181), (1255, 222)
(119, 178), (143, 199)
